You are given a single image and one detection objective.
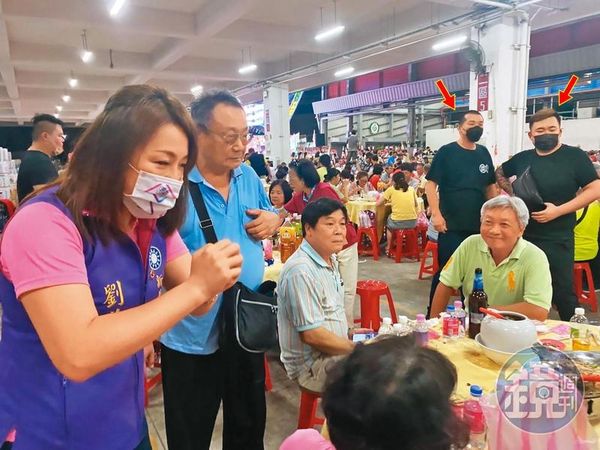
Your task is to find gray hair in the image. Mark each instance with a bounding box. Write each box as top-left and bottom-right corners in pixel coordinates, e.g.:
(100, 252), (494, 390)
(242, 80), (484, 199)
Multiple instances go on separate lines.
(189, 89), (243, 129)
(481, 196), (529, 228)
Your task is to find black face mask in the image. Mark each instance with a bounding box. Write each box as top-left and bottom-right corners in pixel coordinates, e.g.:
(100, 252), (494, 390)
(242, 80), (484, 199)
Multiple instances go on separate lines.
(466, 126), (484, 143)
(534, 134), (559, 153)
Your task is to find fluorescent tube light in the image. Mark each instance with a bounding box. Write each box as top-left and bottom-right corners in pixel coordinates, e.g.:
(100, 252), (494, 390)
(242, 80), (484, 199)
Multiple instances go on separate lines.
(315, 25), (345, 41)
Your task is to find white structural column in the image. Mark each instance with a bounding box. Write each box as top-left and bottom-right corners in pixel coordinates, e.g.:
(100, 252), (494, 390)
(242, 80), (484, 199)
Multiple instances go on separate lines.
(469, 11), (531, 165)
(263, 85), (291, 165)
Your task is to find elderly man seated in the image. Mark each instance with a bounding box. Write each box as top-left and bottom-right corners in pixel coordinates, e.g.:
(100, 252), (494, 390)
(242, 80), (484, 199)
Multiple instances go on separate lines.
(430, 196), (552, 321)
(277, 198), (355, 393)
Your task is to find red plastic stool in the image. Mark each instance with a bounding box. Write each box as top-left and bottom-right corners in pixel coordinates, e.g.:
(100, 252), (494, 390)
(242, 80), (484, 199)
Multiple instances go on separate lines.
(144, 341), (162, 407)
(418, 240), (439, 280)
(417, 223), (428, 250)
(264, 355), (273, 392)
(298, 389), (325, 429)
(389, 228), (420, 263)
(356, 226), (379, 260)
(354, 280), (397, 332)
(574, 262), (598, 312)
(144, 369), (162, 408)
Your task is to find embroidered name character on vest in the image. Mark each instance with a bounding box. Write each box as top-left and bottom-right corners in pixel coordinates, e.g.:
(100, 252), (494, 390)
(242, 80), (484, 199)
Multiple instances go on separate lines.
(104, 281), (125, 311)
(479, 164), (489, 174)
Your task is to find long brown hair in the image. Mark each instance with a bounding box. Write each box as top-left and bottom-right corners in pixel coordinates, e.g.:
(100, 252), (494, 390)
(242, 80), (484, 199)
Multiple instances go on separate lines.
(54, 85), (198, 244)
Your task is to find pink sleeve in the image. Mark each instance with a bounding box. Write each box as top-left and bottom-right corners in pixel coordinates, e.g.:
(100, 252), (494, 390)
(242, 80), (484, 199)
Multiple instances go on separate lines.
(165, 230), (189, 263)
(279, 429), (336, 450)
(0, 203), (89, 298)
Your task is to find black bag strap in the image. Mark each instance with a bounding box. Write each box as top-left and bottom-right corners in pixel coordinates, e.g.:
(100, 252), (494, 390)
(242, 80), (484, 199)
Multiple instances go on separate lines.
(189, 182), (218, 244)
(576, 206), (589, 226)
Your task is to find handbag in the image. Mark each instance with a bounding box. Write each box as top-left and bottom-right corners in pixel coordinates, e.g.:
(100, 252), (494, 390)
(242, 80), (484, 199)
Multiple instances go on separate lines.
(512, 166), (545, 213)
(189, 182), (279, 353)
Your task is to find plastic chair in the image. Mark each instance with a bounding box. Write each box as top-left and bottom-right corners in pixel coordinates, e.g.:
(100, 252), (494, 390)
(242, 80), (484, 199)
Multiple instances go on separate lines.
(264, 355), (273, 392)
(356, 226), (379, 260)
(297, 389), (325, 429)
(389, 228), (420, 263)
(354, 280), (397, 332)
(574, 262), (598, 313)
(418, 240), (439, 279)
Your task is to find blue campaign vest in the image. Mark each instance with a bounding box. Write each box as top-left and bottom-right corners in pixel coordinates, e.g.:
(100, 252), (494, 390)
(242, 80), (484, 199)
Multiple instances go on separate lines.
(0, 188), (166, 449)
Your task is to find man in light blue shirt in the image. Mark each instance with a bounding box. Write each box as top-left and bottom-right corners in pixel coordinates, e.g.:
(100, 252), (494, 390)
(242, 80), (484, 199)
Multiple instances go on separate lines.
(278, 198), (355, 393)
(160, 90), (281, 450)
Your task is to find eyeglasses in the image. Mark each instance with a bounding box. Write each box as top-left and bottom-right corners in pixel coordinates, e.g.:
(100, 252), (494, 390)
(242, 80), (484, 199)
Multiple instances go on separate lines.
(205, 128), (251, 145)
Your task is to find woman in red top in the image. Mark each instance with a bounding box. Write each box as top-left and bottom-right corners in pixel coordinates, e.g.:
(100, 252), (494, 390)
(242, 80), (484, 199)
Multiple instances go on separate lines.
(285, 159), (359, 326)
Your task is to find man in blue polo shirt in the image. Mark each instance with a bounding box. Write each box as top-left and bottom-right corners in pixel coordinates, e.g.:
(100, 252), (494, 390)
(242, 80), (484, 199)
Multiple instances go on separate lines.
(160, 90), (281, 450)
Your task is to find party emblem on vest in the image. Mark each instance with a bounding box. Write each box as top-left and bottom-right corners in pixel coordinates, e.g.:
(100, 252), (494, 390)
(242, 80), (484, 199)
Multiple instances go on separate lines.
(479, 164), (489, 174)
(149, 246), (163, 271)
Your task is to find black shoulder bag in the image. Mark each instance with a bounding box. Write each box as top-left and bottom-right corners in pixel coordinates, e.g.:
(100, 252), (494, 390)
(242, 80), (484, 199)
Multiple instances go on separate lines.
(188, 182), (278, 353)
(512, 166), (546, 213)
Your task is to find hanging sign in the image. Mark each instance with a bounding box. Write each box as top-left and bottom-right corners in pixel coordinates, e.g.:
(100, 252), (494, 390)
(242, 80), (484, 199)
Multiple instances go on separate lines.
(477, 73), (489, 111)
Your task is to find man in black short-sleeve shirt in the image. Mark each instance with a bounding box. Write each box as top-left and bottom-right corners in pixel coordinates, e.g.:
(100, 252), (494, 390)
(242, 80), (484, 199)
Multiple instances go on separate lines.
(425, 110), (498, 316)
(17, 114), (64, 202)
(496, 109), (600, 320)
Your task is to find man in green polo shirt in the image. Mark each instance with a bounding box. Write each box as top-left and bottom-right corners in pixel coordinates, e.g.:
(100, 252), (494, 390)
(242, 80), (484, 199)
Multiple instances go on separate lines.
(430, 196), (552, 321)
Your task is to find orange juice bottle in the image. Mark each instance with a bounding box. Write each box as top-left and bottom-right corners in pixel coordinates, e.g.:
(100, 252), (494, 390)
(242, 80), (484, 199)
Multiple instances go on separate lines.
(279, 217), (296, 263)
(292, 214), (303, 247)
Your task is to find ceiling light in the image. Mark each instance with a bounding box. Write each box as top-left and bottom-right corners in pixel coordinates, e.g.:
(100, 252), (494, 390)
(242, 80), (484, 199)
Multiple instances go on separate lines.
(80, 30), (93, 63)
(62, 95), (71, 103)
(81, 50), (94, 63)
(54, 114), (60, 119)
(517, 0), (542, 6)
(315, 25), (345, 41)
(432, 35), (468, 51)
(109, 0), (127, 16)
(68, 71), (78, 88)
(56, 105), (63, 112)
(334, 66), (354, 77)
(190, 84), (204, 97)
(238, 64), (257, 75)
(470, 0), (513, 9)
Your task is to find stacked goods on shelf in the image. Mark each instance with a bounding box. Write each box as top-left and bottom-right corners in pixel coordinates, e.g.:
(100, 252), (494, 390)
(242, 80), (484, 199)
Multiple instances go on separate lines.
(0, 147), (18, 204)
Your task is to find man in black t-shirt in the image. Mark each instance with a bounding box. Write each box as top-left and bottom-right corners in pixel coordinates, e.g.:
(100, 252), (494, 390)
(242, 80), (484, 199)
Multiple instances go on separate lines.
(17, 114), (64, 202)
(496, 109), (600, 320)
(425, 110), (498, 317)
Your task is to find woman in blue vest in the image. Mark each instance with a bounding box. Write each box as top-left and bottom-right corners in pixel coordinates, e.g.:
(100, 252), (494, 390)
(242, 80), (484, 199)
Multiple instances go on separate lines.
(0, 85), (243, 449)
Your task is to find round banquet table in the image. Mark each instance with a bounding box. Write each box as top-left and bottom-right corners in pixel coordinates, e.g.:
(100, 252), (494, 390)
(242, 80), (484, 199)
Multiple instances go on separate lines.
(321, 320), (600, 444)
(263, 250), (283, 282)
(345, 197), (424, 242)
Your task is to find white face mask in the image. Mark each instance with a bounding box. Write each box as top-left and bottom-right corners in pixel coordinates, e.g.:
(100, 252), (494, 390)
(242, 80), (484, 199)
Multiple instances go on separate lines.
(123, 164), (183, 219)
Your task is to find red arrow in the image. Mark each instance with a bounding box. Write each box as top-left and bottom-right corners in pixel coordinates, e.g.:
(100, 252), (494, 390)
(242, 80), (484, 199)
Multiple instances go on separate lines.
(435, 79), (456, 110)
(558, 74), (578, 106)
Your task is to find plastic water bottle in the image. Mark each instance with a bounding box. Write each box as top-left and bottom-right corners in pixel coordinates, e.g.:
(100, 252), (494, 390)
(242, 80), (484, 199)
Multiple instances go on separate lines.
(463, 385), (486, 449)
(378, 317), (394, 336)
(570, 307), (591, 351)
(413, 314), (429, 346)
(442, 305), (459, 339)
(454, 300), (467, 337)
